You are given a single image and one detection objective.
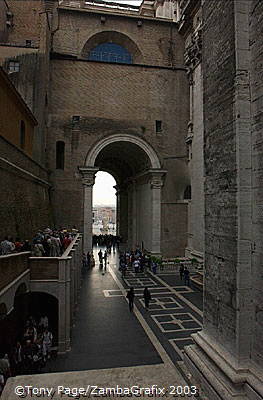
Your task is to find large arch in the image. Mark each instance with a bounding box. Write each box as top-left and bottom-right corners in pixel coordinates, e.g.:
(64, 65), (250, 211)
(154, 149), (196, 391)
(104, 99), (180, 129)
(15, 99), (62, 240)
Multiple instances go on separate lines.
(80, 134), (165, 254)
(85, 134), (161, 169)
(81, 30), (144, 64)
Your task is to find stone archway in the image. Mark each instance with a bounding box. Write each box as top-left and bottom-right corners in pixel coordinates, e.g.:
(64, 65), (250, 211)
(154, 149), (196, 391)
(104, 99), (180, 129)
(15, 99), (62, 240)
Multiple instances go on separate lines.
(79, 134), (166, 254)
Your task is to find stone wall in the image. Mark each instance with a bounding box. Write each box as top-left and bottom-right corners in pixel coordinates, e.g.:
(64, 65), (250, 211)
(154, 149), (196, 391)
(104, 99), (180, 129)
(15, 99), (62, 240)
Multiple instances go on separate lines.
(250, 0), (263, 370)
(184, 11), (204, 260)
(0, 252), (29, 292)
(184, 2), (263, 397)
(202, 0), (237, 352)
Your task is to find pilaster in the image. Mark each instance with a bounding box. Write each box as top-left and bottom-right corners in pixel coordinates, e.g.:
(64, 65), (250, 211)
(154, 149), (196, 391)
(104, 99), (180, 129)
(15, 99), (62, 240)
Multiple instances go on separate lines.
(78, 167), (99, 253)
(150, 171), (165, 255)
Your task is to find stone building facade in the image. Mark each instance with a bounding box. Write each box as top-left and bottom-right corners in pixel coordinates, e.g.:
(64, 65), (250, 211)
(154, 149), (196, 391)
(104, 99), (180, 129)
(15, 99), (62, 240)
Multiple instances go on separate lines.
(183, 0), (263, 399)
(47, 0), (189, 256)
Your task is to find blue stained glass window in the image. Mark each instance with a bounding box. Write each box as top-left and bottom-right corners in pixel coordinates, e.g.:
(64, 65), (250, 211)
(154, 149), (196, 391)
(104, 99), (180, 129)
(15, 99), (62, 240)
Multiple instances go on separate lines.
(88, 43), (132, 64)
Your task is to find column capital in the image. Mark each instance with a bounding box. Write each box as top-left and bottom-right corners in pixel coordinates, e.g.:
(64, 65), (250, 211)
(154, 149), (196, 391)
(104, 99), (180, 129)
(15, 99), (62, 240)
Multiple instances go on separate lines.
(150, 178), (164, 189)
(78, 166), (99, 187)
(148, 169), (166, 189)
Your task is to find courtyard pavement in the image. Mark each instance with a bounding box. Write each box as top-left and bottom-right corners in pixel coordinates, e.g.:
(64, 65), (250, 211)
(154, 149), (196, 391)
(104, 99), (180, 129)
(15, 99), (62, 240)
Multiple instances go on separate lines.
(44, 248), (203, 374)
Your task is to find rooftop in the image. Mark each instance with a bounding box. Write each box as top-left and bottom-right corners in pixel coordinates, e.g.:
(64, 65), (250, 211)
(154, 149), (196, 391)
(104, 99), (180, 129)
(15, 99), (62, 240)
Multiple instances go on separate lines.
(59, 0), (141, 15)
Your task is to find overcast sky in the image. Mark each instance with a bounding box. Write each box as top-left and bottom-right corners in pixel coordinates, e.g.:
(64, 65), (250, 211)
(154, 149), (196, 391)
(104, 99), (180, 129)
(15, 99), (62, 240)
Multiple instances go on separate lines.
(93, 171), (117, 206)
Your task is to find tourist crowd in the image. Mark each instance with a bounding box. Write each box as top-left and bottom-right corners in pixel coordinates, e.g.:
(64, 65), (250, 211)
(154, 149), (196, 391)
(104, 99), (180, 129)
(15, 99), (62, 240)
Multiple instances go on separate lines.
(92, 234), (121, 250)
(0, 228), (78, 257)
(0, 315), (54, 395)
(118, 249), (153, 277)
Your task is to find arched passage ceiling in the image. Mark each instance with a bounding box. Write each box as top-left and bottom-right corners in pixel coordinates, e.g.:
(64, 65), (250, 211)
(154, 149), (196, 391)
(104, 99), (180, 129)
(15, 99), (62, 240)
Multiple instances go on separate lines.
(94, 141), (151, 182)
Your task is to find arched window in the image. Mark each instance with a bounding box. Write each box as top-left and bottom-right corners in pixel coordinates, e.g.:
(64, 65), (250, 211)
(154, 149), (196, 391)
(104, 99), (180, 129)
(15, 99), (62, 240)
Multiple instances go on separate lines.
(56, 141), (65, 170)
(20, 120), (25, 149)
(184, 185), (191, 200)
(88, 43), (133, 64)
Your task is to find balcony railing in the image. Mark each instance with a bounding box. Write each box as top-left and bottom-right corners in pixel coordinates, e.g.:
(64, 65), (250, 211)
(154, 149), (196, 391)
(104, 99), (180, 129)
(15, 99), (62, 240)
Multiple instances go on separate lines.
(29, 233), (82, 280)
(0, 234), (82, 292)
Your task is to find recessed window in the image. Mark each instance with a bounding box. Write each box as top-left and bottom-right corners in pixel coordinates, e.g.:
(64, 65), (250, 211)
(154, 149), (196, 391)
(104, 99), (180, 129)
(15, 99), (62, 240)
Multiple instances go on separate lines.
(56, 141), (65, 170)
(20, 120), (25, 149)
(88, 43), (133, 64)
(155, 120), (162, 133)
(9, 60), (20, 73)
(26, 40), (32, 47)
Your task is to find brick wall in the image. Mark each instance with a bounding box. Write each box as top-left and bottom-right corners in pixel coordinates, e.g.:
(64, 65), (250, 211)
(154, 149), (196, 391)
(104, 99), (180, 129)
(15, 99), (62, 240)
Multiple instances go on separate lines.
(1, 0), (54, 164)
(0, 136), (52, 241)
(0, 0), (8, 42)
(0, 68), (35, 157)
(53, 7), (184, 66)
(6, 0), (42, 47)
(48, 57), (189, 255)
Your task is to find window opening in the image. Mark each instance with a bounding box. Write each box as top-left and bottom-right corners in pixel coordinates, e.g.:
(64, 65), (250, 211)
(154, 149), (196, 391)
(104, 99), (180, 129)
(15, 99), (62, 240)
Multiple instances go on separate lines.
(20, 120), (25, 149)
(184, 185), (191, 200)
(9, 60), (20, 73)
(88, 43), (132, 64)
(56, 141), (65, 170)
(156, 120), (162, 133)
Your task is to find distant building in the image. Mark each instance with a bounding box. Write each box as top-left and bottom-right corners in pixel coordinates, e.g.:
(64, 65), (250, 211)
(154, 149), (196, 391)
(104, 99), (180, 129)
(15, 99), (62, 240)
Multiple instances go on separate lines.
(92, 205), (116, 234)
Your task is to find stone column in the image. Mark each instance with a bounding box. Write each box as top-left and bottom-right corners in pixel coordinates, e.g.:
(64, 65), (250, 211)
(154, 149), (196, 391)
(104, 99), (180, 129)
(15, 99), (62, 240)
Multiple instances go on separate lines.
(118, 184), (128, 244)
(114, 185), (120, 236)
(150, 171), (165, 255)
(79, 167), (98, 253)
(132, 180), (138, 249)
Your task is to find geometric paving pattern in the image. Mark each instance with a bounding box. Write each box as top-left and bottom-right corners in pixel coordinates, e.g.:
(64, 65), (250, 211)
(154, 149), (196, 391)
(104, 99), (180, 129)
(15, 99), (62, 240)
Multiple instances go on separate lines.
(105, 260), (203, 364)
(151, 312), (202, 333)
(124, 276), (158, 287)
(139, 296), (183, 311)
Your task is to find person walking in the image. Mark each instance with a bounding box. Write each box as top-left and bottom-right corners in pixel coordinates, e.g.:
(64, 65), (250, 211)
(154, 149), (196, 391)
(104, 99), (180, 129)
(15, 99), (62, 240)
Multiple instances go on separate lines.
(184, 267), (190, 286)
(179, 264), (185, 281)
(152, 261), (157, 274)
(126, 287), (135, 312)
(86, 251), (91, 268)
(90, 252), (95, 268)
(143, 287), (151, 310)
(42, 328), (53, 361)
(82, 253), (87, 269)
(120, 260), (127, 279)
(134, 259), (140, 274)
(104, 250), (108, 268)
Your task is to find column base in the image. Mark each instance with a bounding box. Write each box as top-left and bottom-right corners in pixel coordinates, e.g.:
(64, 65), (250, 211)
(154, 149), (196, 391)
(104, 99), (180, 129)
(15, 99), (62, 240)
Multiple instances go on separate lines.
(57, 340), (71, 354)
(183, 331), (263, 400)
